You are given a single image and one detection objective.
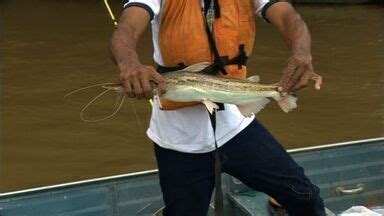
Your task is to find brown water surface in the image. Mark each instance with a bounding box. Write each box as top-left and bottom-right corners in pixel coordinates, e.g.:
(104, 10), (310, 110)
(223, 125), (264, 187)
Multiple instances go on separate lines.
(1, 1), (383, 192)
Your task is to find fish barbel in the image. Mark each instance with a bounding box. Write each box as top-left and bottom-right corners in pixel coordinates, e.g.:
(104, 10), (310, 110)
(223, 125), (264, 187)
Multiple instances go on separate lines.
(103, 62), (297, 117)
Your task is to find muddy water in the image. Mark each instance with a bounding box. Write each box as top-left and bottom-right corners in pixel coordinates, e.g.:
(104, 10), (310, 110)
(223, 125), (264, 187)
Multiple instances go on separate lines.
(1, 1), (383, 192)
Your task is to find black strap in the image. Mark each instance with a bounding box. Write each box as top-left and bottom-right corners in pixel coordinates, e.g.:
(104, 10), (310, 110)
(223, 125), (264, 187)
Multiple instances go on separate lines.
(157, 46), (247, 76)
(203, 0), (220, 18)
(203, 0), (210, 15)
(226, 44), (248, 70)
(203, 18), (228, 76)
(201, 1), (249, 76)
(202, 0), (227, 76)
(213, 0), (221, 18)
(157, 63), (186, 74)
(208, 110), (224, 216)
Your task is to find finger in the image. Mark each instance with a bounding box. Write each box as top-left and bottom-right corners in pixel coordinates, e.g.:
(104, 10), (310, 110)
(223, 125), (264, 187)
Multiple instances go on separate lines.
(278, 67), (294, 89)
(121, 80), (135, 98)
(291, 70), (311, 92)
(312, 74), (323, 90)
(151, 71), (167, 96)
(131, 77), (144, 99)
(279, 63), (297, 93)
(286, 65), (306, 93)
(140, 75), (154, 99)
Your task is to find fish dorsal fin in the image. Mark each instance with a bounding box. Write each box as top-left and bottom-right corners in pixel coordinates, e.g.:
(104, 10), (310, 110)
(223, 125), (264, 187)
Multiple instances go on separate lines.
(236, 97), (270, 117)
(181, 62), (211, 72)
(202, 98), (219, 115)
(247, 75), (260, 83)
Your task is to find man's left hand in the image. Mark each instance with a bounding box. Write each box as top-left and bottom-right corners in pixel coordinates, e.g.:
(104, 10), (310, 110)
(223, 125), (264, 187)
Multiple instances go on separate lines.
(278, 54), (322, 96)
(265, 2), (322, 95)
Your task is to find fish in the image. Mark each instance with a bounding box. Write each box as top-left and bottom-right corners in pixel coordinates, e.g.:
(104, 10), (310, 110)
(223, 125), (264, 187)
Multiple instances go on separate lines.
(101, 62), (298, 117)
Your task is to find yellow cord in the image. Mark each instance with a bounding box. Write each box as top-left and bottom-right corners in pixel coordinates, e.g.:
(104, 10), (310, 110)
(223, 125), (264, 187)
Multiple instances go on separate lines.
(103, 0), (118, 27)
(103, 0), (154, 107)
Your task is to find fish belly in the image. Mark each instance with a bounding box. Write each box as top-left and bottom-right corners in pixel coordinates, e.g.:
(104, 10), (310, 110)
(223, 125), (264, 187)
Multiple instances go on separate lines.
(163, 86), (279, 105)
(207, 90), (279, 105)
(162, 86), (208, 102)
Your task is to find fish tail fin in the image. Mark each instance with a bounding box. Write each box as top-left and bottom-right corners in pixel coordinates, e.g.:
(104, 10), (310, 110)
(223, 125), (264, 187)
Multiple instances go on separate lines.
(274, 95), (298, 113)
(236, 97), (270, 117)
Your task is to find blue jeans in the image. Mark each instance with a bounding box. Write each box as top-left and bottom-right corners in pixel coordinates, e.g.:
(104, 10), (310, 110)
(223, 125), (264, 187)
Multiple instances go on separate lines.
(154, 119), (325, 216)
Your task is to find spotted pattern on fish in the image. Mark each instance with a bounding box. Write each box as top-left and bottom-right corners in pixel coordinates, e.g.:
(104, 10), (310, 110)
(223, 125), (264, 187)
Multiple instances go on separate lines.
(163, 72), (278, 93)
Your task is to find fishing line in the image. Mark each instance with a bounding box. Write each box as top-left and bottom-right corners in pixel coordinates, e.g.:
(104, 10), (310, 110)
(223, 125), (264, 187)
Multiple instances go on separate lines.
(113, 92), (124, 111)
(64, 83), (118, 98)
(80, 88), (125, 122)
(128, 97), (145, 133)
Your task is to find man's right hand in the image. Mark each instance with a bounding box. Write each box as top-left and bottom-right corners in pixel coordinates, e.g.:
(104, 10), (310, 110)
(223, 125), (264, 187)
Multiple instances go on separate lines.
(111, 6), (166, 100)
(118, 62), (167, 100)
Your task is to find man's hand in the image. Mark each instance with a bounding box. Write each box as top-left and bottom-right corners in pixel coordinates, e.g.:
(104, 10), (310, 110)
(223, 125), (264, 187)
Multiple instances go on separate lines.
(111, 7), (166, 100)
(278, 54), (322, 96)
(266, 2), (323, 95)
(119, 62), (166, 99)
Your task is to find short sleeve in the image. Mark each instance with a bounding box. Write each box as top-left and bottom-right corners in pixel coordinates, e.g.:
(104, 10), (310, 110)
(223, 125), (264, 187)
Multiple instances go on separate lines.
(253, 0), (280, 22)
(123, 0), (161, 20)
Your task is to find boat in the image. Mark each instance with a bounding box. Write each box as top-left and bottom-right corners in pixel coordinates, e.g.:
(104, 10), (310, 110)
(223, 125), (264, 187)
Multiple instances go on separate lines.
(1, 137), (383, 215)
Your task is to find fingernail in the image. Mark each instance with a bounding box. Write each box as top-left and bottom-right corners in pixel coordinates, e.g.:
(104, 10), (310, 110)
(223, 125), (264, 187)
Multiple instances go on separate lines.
(277, 87), (283, 91)
(282, 92), (287, 96)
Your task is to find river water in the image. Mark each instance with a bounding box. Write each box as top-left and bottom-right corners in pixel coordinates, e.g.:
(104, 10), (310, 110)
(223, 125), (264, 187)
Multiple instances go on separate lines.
(1, 1), (383, 192)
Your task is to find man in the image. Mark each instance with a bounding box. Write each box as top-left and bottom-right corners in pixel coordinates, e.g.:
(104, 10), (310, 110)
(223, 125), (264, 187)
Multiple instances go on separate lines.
(111, 0), (325, 215)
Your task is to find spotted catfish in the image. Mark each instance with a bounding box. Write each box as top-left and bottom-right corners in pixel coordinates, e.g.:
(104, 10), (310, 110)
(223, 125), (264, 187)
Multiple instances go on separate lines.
(105, 62), (298, 117)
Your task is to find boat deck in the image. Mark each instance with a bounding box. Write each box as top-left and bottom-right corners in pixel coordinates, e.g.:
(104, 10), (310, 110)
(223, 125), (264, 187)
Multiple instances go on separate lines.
(1, 138), (383, 216)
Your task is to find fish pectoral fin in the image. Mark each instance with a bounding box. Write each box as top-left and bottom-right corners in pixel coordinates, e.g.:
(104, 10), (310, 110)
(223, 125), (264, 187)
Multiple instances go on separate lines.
(156, 95), (163, 109)
(275, 95), (298, 113)
(246, 75), (260, 83)
(181, 62), (211, 72)
(202, 99), (219, 115)
(236, 98), (270, 117)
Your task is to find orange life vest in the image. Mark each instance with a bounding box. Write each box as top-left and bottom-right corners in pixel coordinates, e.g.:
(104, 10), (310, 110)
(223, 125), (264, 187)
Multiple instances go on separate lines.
(157, 0), (256, 110)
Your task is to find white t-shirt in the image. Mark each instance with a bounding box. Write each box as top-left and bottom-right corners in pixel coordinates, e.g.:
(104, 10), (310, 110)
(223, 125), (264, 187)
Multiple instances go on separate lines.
(124, 0), (272, 153)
